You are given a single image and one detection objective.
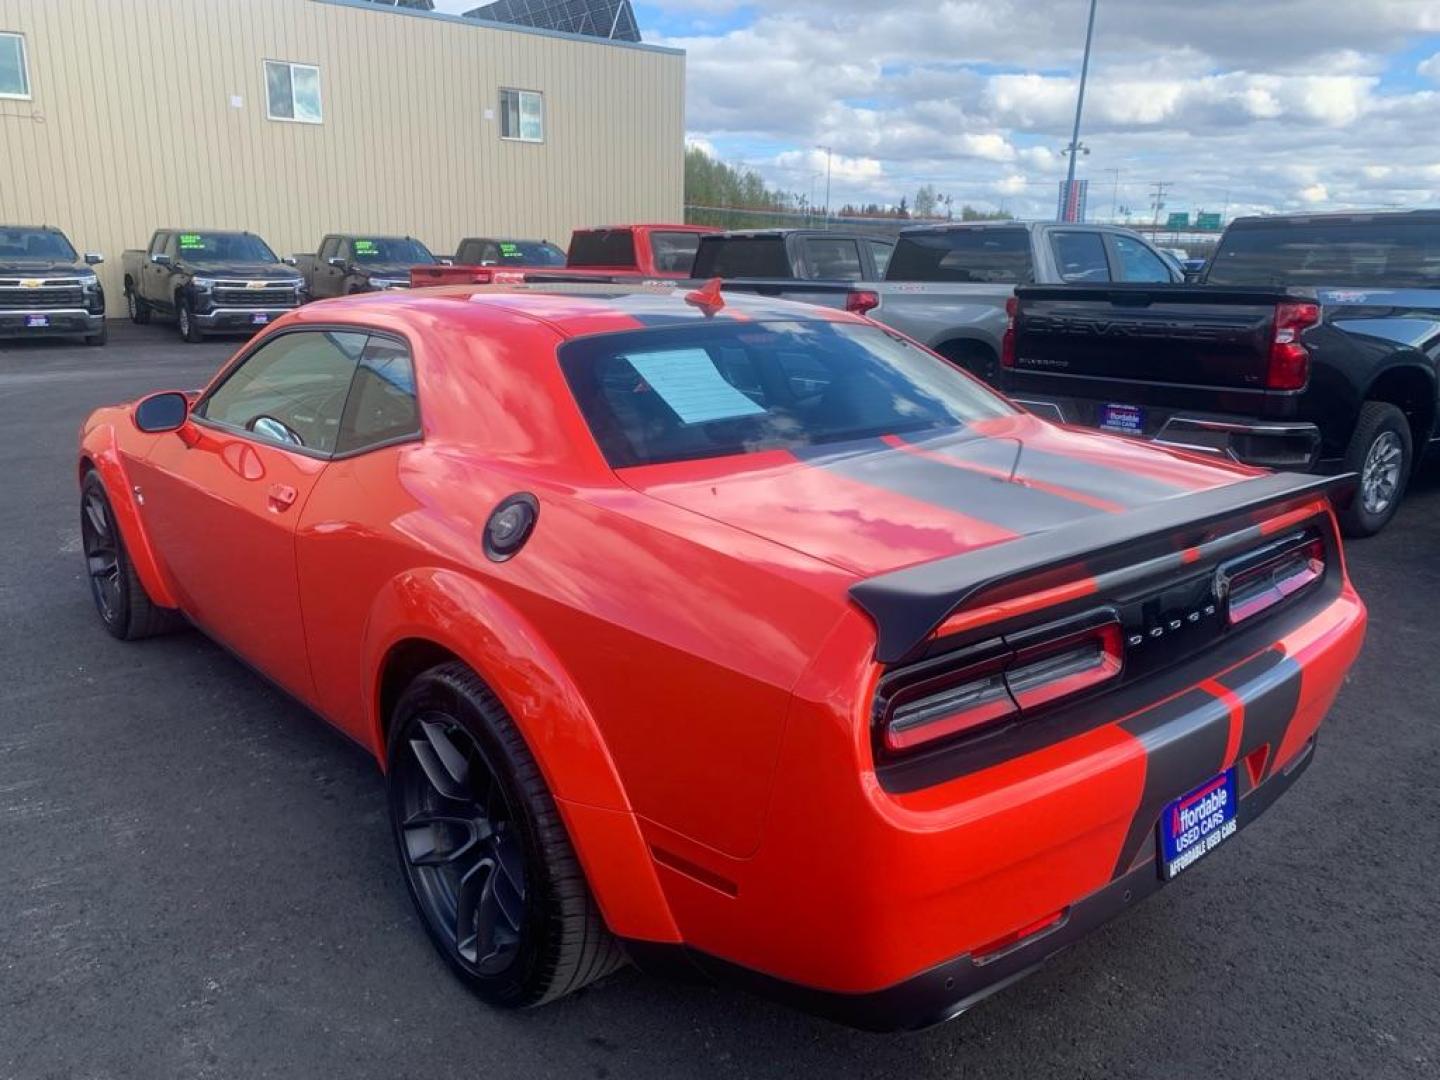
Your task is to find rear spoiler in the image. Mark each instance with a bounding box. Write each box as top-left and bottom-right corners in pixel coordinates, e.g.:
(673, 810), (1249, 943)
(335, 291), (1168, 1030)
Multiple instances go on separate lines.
(851, 471), (1354, 664)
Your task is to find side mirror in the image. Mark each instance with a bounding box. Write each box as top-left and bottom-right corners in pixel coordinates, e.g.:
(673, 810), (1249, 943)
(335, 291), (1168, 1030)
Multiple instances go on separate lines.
(282, 255), (298, 266)
(134, 391), (190, 433)
(327, 256), (346, 268)
(84, 252), (104, 265)
(151, 252), (172, 267)
(439, 257), (454, 266)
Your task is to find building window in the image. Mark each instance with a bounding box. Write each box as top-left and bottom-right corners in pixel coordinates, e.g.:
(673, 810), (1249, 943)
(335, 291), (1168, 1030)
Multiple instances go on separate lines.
(0, 32), (31, 99)
(265, 60), (322, 124)
(499, 89), (543, 142)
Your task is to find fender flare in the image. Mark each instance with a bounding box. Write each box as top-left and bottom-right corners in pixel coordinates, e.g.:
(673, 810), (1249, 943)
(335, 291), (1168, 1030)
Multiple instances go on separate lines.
(78, 421), (181, 609)
(362, 567), (680, 942)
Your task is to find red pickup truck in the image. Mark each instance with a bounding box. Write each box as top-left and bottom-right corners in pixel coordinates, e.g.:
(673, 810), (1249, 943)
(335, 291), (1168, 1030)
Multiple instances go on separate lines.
(412, 223), (719, 287)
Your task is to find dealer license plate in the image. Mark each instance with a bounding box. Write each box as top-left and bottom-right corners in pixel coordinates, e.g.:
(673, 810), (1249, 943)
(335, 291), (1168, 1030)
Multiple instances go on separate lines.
(251, 313), (269, 325)
(1099, 402), (1145, 435)
(26, 315), (49, 328)
(1159, 768), (1238, 880)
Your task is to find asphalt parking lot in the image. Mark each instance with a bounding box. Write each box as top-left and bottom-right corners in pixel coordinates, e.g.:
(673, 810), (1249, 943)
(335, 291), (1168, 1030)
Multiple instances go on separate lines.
(1, 322), (1436, 1080)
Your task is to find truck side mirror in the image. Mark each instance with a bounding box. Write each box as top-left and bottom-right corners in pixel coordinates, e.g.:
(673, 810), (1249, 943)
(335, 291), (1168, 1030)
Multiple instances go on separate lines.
(152, 252), (172, 267)
(327, 256), (346, 268)
(84, 252), (104, 265)
(282, 255), (298, 266)
(134, 391), (190, 434)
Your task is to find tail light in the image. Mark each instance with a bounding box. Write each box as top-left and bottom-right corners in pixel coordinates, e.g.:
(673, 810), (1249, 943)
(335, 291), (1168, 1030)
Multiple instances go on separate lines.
(876, 611), (1123, 754)
(1266, 302), (1320, 390)
(1218, 532), (1325, 627)
(845, 290), (880, 316)
(1000, 295), (1018, 369)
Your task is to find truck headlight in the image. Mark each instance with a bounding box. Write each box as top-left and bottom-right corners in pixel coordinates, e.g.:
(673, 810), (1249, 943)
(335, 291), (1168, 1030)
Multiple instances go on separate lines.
(192, 276), (217, 290)
(77, 273), (98, 287)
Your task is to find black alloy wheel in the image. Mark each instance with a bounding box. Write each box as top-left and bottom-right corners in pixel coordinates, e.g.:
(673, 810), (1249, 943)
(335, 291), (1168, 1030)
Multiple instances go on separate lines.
(81, 480), (125, 629)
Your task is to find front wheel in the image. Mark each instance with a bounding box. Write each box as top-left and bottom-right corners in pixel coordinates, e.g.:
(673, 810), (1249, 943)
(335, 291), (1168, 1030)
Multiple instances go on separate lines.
(176, 297), (204, 343)
(80, 471), (182, 640)
(1338, 401), (1412, 537)
(387, 662), (624, 1008)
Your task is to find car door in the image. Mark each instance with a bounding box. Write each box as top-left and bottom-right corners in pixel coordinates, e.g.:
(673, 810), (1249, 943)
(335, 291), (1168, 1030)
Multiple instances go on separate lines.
(1048, 230), (1112, 283)
(1106, 232), (1180, 283)
(133, 328), (367, 704)
(144, 232), (171, 308)
(316, 236), (343, 298)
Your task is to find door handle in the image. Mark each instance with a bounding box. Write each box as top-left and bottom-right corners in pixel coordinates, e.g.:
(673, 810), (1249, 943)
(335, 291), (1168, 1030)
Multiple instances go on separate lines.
(267, 483), (298, 511)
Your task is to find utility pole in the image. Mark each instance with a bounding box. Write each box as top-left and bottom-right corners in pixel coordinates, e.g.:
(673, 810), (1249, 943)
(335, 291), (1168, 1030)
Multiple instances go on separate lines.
(1104, 168), (1121, 222)
(816, 145), (833, 228)
(1061, 0), (1099, 222)
(1150, 181), (1171, 230)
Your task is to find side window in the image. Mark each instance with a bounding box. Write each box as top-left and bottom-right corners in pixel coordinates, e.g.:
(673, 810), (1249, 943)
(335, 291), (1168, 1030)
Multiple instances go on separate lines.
(149, 233), (168, 257)
(197, 330), (367, 454)
(479, 242), (502, 265)
(164, 234), (179, 259)
(1050, 232), (1110, 283)
(319, 236), (339, 261)
(1112, 234), (1174, 282)
(868, 240), (894, 278)
(455, 239), (477, 264)
(336, 337), (421, 455)
(804, 238), (864, 280)
(337, 238), (352, 262)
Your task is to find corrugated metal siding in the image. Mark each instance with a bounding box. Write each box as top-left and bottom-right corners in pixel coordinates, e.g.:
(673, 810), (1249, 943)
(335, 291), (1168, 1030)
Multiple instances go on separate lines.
(0, 0), (684, 307)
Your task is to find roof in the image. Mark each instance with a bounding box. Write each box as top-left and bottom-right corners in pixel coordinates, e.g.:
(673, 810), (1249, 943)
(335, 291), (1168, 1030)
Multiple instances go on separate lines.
(300, 283), (859, 338)
(1227, 209), (1440, 228)
(709, 229), (890, 241)
(575, 224), (716, 233)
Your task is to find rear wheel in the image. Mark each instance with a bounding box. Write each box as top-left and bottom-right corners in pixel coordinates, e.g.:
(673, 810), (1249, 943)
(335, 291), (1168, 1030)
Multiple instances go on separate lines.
(387, 662), (624, 1008)
(936, 341), (1000, 386)
(1338, 401), (1412, 537)
(126, 284), (150, 324)
(177, 297), (204, 343)
(80, 471), (182, 640)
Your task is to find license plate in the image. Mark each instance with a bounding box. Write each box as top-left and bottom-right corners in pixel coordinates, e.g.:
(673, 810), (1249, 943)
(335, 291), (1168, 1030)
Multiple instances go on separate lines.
(1159, 768), (1238, 880)
(1099, 402), (1145, 434)
(26, 314), (49, 328)
(251, 313), (269, 325)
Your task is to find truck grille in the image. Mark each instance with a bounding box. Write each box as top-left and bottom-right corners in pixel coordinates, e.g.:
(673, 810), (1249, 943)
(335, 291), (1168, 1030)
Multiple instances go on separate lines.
(213, 285), (298, 308)
(0, 285), (84, 309)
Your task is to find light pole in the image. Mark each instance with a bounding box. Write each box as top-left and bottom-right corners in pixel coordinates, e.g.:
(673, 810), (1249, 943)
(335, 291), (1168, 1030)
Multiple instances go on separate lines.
(823, 149), (833, 224)
(1061, 0), (1099, 222)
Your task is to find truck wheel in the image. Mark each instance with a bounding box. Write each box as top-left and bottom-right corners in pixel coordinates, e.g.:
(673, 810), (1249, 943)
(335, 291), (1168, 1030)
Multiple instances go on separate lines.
(176, 298), (204, 343)
(1339, 401), (1412, 537)
(80, 470), (183, 640)
(83, 322), (108, 346)
(937, 341), (1000, 386)
(126, 285), (150, 325)
(387, 662), (625, 1008)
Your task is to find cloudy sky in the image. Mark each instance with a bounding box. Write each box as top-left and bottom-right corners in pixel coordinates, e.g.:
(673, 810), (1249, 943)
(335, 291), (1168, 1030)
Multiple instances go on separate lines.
(436, 0), (1440, 220)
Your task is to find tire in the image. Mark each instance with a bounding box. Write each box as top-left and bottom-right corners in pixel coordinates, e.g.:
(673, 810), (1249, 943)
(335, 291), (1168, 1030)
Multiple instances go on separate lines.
(126, 284), (150, 325)
(1338, 401), (1412, 537)
(83, 321), (108, 346)
(177, 297), (204, 343)
(387, 662), (624, 1008)
(80, 470), (183, 640)
(937, 341), (1000, 386)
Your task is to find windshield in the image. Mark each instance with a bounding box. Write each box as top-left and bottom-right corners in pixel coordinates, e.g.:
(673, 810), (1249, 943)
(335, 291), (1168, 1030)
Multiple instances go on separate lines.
(1207, 220), (1440, 287)
(461, 239), (566, 266)
(351, 237), (435, 264)
(176, 232), (278, 263)
(885, 227), (1032, 283)
(559, 320), (1014, 468)
(0, 227), (78, 263)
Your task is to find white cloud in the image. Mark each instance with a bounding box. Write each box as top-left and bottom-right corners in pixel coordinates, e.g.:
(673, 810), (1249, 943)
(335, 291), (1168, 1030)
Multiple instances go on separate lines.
(1298, 183), (1330, 203)
(1420, 51), (1440, 82)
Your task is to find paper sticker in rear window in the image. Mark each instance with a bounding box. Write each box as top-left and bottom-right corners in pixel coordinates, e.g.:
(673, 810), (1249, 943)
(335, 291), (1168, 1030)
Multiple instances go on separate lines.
(625, 349), (766, 425)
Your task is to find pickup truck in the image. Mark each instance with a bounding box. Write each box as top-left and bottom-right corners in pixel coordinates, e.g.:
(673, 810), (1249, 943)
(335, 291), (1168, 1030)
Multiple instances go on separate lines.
(566, 224), (718, 279)
(122, 229), (305, 343)
(718, 221), (1181, 384)
(295, 234), (438, 298)
(1000, 209), (1440, 536)
(0, 224), (107, 345)
(691, 229), (894, 281)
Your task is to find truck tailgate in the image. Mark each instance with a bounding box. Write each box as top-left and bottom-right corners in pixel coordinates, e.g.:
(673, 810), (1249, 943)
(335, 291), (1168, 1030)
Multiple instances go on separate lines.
(1013, 285), (1293, 390)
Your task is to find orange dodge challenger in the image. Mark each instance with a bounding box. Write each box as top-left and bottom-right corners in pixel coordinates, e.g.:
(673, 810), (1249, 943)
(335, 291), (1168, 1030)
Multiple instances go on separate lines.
(77, 283), (1366, 1029)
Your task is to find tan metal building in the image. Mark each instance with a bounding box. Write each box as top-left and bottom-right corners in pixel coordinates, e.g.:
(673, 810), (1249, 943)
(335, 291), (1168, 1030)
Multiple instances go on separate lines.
(0, 0), (685, 305)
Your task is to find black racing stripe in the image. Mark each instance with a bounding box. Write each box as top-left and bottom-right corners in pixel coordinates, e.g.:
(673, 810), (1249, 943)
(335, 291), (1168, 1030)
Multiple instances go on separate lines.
(796, 438), (1107, 534)
(1113, 689), (1233, 877)
(1214, 651), (1303, 783)
(899, 431), (1184, 508)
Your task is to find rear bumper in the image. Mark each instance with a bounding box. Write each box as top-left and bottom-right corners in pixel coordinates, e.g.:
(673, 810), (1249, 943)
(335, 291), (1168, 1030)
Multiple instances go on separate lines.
(630, 736), (1317, 1032)
(1010, 393), (1321, 471)
(0, 309), (105, 338)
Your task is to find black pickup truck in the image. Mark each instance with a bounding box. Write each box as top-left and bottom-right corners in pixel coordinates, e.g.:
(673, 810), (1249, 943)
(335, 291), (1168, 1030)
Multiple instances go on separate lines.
(294, 235), (438, 298)
(0, 225), (107, 345)
(122, 229), (306, 343)
(1001, 210), (1440, 535)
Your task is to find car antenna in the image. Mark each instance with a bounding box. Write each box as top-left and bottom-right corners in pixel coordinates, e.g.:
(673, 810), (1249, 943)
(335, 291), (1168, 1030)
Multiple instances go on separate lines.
(684, 277), (726, 316)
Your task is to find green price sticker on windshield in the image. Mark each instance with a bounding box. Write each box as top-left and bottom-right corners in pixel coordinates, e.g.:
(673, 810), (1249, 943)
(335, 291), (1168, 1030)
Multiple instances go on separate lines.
(355, 240), (378, 256)
(500, 242), (521, 258)
(179, 233), (204, 249)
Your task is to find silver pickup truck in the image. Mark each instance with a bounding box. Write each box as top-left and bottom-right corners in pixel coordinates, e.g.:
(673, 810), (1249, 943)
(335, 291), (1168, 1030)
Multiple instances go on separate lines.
(723, 221), (1181, 384)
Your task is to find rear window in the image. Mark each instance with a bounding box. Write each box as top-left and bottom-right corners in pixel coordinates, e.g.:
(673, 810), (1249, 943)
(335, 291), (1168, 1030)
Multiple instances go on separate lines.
(569, 229), (637, 268)
(692, 236), (791, 278)
(1207, 220), (1440, 287)
(649, 231), (703, 274)
(885, 227), (1032, 283)
(559, 320), (1013, 468)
